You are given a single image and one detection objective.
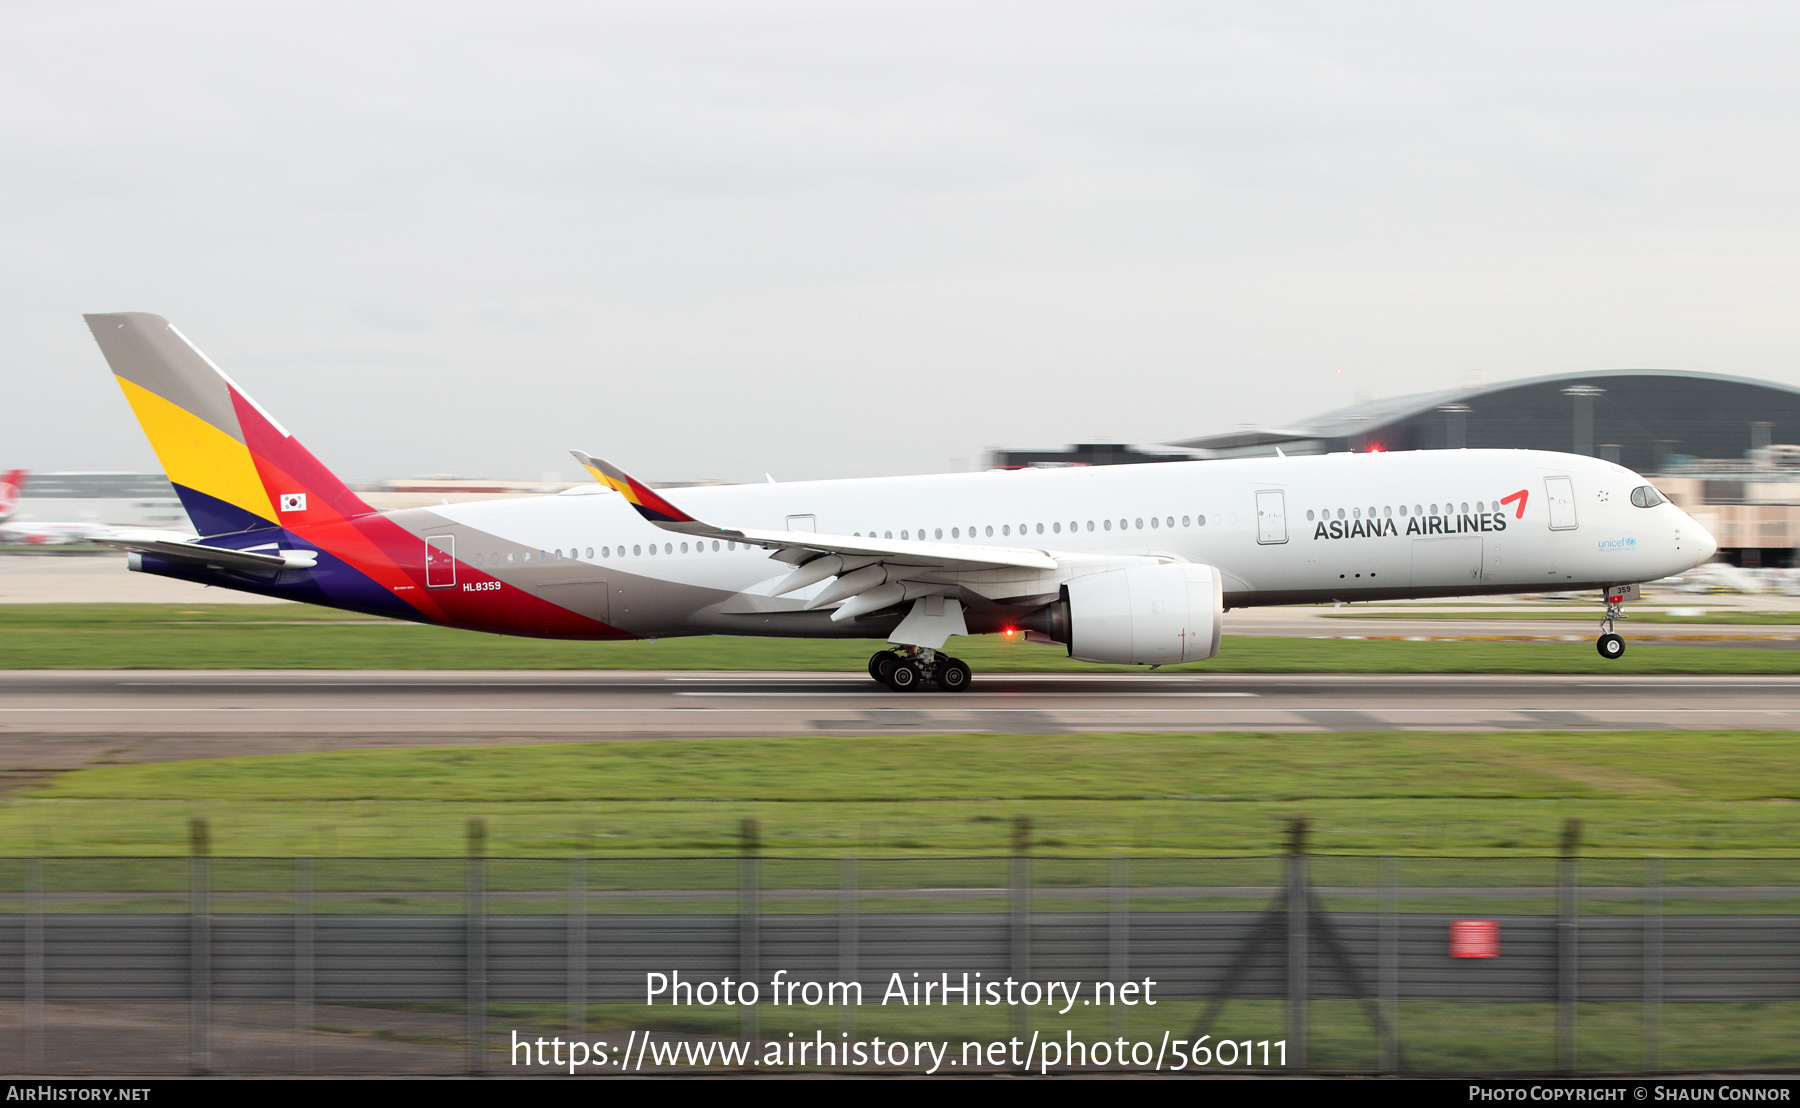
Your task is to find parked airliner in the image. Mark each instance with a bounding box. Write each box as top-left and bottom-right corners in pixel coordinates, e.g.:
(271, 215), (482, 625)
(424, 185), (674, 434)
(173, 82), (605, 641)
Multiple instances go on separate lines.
(85, 313), (1714, 689)
(0, 470), (118, 545)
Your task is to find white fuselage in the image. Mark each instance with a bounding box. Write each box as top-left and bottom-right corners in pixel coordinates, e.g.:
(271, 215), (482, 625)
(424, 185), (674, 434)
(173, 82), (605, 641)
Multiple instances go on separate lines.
(410, 448), (1712, 639)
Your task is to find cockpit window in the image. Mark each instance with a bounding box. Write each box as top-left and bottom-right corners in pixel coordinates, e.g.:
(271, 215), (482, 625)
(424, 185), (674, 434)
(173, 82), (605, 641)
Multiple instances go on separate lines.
(1630, 485), (1666, 508)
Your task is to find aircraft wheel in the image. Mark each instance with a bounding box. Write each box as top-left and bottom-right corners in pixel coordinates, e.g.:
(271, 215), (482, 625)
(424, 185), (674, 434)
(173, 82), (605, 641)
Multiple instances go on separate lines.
(884, 659), (922, 692)
(936, 658), (972, 692)
(869, 650), (898, 681)
(1597, 633), (1625, 660)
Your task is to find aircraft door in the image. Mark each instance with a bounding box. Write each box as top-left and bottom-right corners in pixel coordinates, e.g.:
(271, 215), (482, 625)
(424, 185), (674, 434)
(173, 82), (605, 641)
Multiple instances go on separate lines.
(785, 515), (817, 532)
(1545, 477), (1578, 530)
(1255, 490), (1287, 544)
(425, 535), (456, 588)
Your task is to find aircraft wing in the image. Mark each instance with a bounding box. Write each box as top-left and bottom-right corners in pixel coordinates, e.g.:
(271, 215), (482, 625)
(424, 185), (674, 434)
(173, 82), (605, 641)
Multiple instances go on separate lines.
(571, 451), (1056, 572)
(573, 451), (1071, 622)
(713, 526), (1057, 571)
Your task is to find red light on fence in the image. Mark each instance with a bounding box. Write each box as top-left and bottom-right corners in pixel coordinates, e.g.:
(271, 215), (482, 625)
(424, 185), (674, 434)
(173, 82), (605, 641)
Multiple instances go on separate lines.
(1450, 919), (1499, 958)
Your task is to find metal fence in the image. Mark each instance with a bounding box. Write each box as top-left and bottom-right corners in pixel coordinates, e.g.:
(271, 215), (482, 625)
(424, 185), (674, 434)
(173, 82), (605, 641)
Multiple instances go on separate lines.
(1, 846), (1798, 1075)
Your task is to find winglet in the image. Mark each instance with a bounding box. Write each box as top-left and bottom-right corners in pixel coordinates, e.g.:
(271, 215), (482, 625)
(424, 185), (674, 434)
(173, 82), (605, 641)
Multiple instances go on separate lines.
(570, 451), (699, 525)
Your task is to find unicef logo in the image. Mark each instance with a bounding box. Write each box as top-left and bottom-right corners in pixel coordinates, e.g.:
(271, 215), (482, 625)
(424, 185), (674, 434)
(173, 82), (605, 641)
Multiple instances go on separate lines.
(1598, 536), (1636, 551)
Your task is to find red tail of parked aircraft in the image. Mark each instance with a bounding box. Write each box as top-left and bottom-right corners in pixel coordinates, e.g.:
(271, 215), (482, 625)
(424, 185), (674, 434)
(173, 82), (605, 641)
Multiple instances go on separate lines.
(0, 470), (25, 521)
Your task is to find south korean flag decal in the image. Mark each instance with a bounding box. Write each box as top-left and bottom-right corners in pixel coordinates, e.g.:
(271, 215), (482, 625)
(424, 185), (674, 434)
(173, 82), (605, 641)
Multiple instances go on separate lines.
(279, 493), (307, 513)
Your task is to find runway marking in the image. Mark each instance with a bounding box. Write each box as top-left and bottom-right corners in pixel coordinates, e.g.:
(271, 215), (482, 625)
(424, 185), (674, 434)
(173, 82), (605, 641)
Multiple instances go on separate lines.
(4, 707), (1795, 715)
(114, 681), (676, 688)
(672, 691), (1261, 699)
(1579, 682), (1800, 687)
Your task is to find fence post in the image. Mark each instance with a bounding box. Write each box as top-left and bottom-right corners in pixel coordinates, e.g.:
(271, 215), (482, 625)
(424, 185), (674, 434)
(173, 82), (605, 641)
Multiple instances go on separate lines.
(1643, 855), (1662, 1073)
(1286, 817), (1309, 1071)
(25, 855), (43, 1075)
(838, 854), (857, 1035)
(466, 817), (487, 1075)
(569, 855), (587, 1037)
(294, 856), (313, 1076)
(1109, 854), (1129, 1036)
(1011, 816), (1031, 1039)
(189, 818), (211, 1075)
(740, 818), (760, 1043)
(1557, 818), (1581, 1074)
(1380, 853), (1399, 1073)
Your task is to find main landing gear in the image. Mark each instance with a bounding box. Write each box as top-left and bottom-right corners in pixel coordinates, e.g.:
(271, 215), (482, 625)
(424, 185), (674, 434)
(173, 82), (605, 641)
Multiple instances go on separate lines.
(868, 647), (972, 692)
(1597, 593), (1628, 659)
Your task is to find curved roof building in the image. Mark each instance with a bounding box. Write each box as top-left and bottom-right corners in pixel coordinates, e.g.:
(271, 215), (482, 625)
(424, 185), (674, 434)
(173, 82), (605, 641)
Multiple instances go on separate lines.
(1168, 369), (1800, 474)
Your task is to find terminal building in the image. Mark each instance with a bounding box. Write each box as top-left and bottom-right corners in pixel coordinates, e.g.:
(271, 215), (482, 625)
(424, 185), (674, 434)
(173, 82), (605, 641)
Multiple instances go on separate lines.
(990, 369), (1800, 567)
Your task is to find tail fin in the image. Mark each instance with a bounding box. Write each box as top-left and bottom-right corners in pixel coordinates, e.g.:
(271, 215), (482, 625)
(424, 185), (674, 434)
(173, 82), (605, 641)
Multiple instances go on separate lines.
(0, 470), (24, 521)
(84, 313), (372, 537)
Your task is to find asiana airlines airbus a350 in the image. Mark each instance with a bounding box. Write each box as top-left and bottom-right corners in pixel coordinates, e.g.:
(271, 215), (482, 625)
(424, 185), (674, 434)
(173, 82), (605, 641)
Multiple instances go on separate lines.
(86, 313), (1715, 690)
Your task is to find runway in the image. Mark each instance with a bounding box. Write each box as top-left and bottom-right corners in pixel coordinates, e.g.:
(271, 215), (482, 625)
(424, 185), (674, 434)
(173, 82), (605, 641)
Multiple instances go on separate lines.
(1, 669), (1794, 787)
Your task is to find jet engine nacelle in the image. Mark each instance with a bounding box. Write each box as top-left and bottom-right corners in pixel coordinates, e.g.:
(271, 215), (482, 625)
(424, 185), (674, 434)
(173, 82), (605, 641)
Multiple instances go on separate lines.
(1025, 563), (1224, 665)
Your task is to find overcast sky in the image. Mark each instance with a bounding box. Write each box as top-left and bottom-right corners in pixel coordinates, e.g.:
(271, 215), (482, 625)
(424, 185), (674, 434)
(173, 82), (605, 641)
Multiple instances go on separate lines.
(4, 2), (1800, 484)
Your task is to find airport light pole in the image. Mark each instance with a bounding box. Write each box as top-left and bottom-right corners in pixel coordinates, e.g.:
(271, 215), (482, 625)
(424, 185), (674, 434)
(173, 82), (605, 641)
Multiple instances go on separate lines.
(1561, 385), (1605, 457)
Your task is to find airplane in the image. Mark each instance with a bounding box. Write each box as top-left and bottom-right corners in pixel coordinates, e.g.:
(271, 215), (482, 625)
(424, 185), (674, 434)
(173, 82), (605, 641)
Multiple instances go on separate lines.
(83, 312), (1716, 689)
(0, 470), (119, 545)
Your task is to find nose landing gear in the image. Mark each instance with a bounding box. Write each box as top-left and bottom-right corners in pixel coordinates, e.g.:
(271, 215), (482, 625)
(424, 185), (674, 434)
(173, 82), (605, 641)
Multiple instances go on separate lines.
(867, 647), (972, 691)
(1596, 586), (1631, 659)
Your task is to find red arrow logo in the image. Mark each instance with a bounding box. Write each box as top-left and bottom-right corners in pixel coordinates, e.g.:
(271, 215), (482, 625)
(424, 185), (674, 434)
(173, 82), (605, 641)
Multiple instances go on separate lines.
(1500, 489), (1529, 519)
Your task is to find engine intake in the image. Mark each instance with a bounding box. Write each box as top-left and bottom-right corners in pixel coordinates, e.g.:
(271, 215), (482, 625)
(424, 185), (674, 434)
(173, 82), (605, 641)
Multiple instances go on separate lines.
(1023, 563), (1224, 665)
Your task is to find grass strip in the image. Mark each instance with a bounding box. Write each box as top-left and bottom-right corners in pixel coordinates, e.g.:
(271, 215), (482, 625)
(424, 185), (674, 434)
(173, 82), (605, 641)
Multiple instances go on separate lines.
(5, 731), (1799, 858)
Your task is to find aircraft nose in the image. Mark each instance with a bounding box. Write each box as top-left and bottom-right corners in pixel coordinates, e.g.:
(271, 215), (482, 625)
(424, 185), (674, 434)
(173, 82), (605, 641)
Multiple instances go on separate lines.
(1690, 515), (1718, 564)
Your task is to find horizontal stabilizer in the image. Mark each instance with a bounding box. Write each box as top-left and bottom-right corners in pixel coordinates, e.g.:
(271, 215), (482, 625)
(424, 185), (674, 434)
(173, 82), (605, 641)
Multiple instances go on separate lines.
(100, 530), (312, 571)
